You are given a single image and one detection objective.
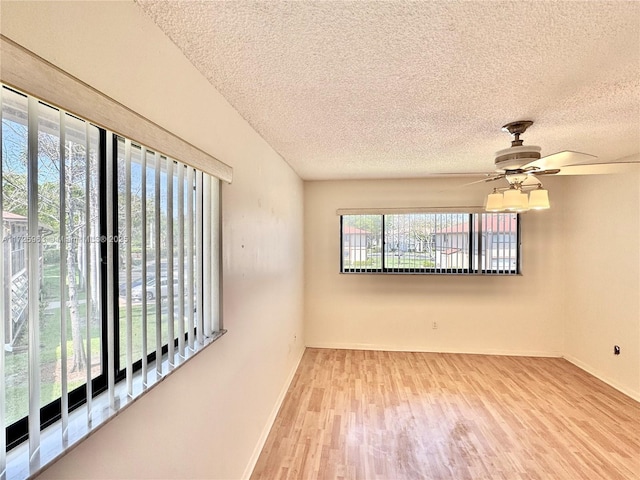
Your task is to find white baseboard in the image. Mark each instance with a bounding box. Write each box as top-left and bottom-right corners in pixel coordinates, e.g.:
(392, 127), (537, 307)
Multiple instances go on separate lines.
(563, 354), (640, 402)
(306, 342), (561, 358)
(241, 346), (306, 480)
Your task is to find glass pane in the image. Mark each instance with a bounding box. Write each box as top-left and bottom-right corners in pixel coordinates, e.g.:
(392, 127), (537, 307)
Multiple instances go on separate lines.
(128, 146), (144, 363)
(2, 88), (102, 428)
(431, 213), (468, 271)
(119, 146), (181, 365)
(384, 214), (439, 270)
(483, 213), (518, 273)
(341, 215), (382, 270)
(186, 168), (195, 344)
(168, 164), (184, 344)
(2, 87), (29, 425)
(87, 124), (101, 376)
(37, 101), (61, 407)
(178, 166), (195, 342)
(158, 156), (169, 351)
(163, 157), (178, 351)
(117, 143), (148, 366)
(144, 150), (157, 356)
(117, 137), (126, 368)
(344, 213), (518, 275)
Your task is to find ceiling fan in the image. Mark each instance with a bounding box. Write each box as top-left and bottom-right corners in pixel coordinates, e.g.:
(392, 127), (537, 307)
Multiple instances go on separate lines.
(468, 120), (638, 212)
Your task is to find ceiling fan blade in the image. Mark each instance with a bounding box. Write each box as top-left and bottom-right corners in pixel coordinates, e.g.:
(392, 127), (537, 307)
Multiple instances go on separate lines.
(458, 174), (505, 187)
(522, 151), (597, 170)
(555, 162), (639, 176)
(530, 168), (561, 176)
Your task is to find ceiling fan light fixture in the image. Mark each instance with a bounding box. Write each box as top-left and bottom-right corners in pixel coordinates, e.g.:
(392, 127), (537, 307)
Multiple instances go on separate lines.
(494, 145), (542, 171)
(502, 187), (523, 211)
(485, 189), (504, 212)
(529, 186), (550, 210)
(478, 120), (598, 212)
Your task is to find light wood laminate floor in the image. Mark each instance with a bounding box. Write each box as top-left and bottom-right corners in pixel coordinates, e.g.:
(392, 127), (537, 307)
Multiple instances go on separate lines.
(251, 348), (640, 480)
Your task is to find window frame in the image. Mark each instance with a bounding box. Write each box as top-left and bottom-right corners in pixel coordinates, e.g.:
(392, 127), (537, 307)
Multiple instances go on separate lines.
(1, 36), (231, 477)
(1, 84), (226, 462)
(2, 91), (111, 450)
(339, 212), (521, 275)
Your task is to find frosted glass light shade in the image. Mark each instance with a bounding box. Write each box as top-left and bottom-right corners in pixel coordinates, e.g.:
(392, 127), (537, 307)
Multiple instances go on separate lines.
(529, 188), (550, 209)
(485, 191), (504, 212)
(502, 188), (522, 210)
(514, 192), (529, 212)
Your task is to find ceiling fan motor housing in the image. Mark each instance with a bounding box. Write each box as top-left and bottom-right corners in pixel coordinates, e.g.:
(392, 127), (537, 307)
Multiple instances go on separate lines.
(495, 145), (542, 171)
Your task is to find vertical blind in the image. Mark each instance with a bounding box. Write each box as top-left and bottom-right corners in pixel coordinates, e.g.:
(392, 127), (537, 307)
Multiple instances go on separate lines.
(340, 212), (520, 274)
(0, 84), (224, 478)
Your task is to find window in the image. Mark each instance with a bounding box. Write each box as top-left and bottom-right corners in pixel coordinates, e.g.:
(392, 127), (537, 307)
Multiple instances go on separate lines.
(340, 212), (520, 274)
(114, 136), (221, 387)
(1, 83), (224, 473)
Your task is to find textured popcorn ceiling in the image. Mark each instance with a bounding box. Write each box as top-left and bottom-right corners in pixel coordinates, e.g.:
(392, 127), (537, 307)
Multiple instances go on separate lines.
(136, 0), (640, 180)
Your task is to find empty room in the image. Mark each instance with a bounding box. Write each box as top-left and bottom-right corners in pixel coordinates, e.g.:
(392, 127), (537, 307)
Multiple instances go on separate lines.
(0, 1), (638, 479)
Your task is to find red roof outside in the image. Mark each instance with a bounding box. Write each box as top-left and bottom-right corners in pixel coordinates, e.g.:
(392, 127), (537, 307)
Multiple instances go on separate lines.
(2, 211), (27, 221)
(438, 215), (517, 234)
(343, 226), (370, 235)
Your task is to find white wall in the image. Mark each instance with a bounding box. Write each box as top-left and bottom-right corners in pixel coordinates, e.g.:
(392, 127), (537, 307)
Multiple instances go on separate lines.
(304, 171), (640, 399)
(304, 177), (567, 356)
(563, 168), (640, 400)
(2, 1), (304, 478)
(1, 2), (637, 478)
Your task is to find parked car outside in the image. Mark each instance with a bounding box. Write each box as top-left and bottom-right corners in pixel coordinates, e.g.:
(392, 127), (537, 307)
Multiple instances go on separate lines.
(119, 278), (143, 297)
(131, 277), (179, 302)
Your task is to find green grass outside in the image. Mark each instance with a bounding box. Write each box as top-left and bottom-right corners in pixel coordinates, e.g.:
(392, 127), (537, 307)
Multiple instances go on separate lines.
(5, 261), (100, 424)
(6, 259), (194, 426)
(347, 251), (436, 269)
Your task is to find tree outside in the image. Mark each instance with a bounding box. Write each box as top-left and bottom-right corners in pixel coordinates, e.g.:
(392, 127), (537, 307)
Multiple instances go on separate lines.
(2, 90), (101, 424)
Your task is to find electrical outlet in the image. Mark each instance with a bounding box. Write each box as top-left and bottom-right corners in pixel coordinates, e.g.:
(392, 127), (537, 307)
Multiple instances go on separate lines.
(614, 345), (620, 355)
(432, 321), (438, 329)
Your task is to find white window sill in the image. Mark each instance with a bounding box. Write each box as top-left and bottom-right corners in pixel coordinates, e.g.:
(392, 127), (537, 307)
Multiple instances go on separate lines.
(6, 330), (226, 480)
